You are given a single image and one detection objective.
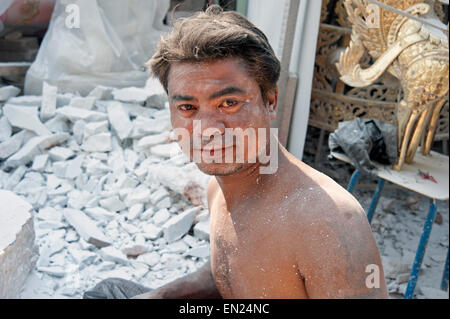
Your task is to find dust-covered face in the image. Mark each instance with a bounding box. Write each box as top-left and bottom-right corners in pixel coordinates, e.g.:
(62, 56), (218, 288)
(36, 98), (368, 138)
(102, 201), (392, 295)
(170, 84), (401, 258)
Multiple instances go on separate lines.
(167, 57), (277, 176)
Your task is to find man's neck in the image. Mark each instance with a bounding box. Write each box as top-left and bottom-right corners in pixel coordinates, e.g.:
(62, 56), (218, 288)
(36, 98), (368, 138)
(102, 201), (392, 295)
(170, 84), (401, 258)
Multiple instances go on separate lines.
(214, 143), (289, 211)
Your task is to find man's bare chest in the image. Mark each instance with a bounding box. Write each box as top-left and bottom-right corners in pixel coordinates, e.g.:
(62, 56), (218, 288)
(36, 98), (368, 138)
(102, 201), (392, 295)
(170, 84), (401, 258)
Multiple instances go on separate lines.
(209, 203), (306, 298)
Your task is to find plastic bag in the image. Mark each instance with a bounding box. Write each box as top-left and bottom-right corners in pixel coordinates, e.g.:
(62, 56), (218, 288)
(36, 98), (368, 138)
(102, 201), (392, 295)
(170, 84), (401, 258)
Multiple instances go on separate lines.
(25, 0), (170, 95)
(328, 118), (397, 174)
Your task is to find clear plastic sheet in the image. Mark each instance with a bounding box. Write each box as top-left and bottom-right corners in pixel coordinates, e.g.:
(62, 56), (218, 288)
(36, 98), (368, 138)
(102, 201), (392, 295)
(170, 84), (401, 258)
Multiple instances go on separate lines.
(25, 0), (170, 95)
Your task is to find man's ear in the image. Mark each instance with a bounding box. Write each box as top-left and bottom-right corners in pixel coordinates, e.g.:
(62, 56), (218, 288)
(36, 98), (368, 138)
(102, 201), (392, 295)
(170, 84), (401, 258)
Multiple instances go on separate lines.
(267, 87), (278, 121)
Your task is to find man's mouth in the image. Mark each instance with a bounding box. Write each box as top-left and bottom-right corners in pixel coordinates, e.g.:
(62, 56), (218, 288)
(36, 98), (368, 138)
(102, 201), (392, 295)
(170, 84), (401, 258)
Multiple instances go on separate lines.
(193, 145), (234, 157)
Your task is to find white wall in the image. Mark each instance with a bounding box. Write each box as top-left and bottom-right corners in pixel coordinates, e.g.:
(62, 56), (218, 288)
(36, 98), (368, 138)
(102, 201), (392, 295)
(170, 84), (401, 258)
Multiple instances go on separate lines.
(247, 0), (322, 160)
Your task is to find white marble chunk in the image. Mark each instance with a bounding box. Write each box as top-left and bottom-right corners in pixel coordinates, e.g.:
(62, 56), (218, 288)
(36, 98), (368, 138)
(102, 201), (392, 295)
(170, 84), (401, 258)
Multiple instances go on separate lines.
(69, 96), (97, 110)
(0, 130), (26, 160)
(162, 207), (200, 243)
(40, 82), (57, 121)
(142, 223), (162, 240)
(137, 131), (170, 150)
(0, 190), (38, 298)
(48, 147), (74, 161)
(31, 154), (49, 171)
(0, 116), (12, 142)
(5, 133), (69, 168)
(193, 219), (210, 241)
(100, 246), (129, 265)
(107, 101), (132, 140)
(56, 106), (108, 122)
(63, 208), (111, 248)
(99, 196), (126, 212)
(3, 104), (51, 136)
(81, 132), (112, 152)
(0, 85), (21, 101)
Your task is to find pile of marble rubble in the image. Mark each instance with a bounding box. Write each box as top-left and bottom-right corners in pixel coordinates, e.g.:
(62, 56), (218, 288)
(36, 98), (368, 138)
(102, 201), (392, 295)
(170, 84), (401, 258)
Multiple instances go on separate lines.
(0, 81), (212, 298)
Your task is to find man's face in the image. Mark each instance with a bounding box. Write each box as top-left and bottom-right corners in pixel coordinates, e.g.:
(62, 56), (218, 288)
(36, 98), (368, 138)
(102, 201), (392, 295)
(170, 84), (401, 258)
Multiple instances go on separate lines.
(167, 57), (277, 176)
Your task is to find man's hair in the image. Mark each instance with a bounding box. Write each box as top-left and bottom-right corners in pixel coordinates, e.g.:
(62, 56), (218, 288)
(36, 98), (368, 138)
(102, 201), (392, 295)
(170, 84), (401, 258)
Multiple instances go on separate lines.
(147, 5), (280, 102)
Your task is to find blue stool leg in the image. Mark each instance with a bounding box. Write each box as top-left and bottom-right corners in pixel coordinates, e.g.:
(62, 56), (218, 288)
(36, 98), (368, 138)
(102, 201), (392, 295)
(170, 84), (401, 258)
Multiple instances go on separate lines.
(441, 249), (449, 291)
(404, 198), (437, 299)
(347, 170), (361, 194)
(366, 178), (385, 224)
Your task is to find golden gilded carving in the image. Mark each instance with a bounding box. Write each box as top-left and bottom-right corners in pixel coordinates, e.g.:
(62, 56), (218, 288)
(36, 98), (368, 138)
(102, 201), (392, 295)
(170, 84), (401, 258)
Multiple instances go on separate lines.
(336, 0), (449, 171)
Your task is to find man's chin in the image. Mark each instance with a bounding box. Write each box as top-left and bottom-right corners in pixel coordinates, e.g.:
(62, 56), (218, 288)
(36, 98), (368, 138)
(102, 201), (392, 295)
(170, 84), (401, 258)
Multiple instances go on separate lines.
(195, 162), (246, 176)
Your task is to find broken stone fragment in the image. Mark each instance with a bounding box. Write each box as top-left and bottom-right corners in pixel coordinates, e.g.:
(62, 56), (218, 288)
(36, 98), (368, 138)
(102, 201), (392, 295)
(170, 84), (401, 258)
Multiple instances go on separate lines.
(40, 82), (57, 121)
(65, 154), (85, 179)
(69, 96), (97, 110)
(136, 251), (160, 267)
(122, 244), (149, 258)
(162, 207), (200, 243)
(84, 207), (116, 223)
(83, 120), (108, 138)
(142, 223), (162, 240)
(99, 196), (126, 212)
(150, 142), (180, 158)
(56, 106), (108, 122)
(7, 95), (41, 106)
(153, 208), (171, 226)
(5, 133), (69, 168)
(112, 87), (151, 104)
(184, 244), (210, 258)
(0, 190), (38, 298)
(48, 146), (74, 161)
(31, 154), (49, 172)
(63, 208), (111, 248)
(147, 163), (210, 207)
(193, 219), (210, 241)
(99, 246), (129, 265)
(0, 130), (27, 160)
(0, 85), (21, 101)
(3, 104), (51, 136)
(36, 266), (66, 278)
(37, 207), (63, 222)
(88, 85), (113, 100)
(125, 187), (151, 207)
(107, 101), (132, 140)
(137, 131), (170, 150)
(81, 132), (112, 152)
(149, 187), (169, 205)
(0, 116), (12, 142)
(44, 115), (70, 134)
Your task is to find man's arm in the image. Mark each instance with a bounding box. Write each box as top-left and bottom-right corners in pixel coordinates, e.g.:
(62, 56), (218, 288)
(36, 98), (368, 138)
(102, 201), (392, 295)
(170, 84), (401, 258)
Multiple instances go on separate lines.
(298, 206), (388, 299)
(133, 259), (222, 299)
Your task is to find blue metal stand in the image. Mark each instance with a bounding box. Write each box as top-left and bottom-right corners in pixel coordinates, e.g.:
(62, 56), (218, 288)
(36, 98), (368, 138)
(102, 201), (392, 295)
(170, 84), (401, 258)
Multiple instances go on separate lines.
(404, 198), (437, 299)
(347, 170), (361, 194)
(366, 178), (385, 224)
(441, 249), (449, 291)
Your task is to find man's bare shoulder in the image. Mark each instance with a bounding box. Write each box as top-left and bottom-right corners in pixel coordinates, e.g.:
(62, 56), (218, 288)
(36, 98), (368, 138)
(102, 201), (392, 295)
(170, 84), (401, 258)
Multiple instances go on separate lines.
(281, 159), (387, 298)
(284, 154), (366, 224)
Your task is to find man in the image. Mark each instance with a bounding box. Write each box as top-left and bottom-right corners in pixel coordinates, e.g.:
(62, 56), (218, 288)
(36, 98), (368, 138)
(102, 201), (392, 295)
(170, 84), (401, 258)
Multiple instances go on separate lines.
(84, 5), (387, 299)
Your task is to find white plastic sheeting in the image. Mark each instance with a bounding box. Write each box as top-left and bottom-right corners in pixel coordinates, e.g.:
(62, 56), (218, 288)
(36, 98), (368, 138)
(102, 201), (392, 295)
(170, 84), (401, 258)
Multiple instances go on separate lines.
(25, 0), (170, 95)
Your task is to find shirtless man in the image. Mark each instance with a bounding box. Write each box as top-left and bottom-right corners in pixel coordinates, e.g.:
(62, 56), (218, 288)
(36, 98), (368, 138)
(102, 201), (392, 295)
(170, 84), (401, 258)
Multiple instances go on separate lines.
(86, 5), (387, 299)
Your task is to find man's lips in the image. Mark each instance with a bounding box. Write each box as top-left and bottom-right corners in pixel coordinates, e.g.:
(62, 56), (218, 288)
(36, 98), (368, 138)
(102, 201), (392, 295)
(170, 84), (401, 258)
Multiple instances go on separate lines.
(194, 145), (234, 152)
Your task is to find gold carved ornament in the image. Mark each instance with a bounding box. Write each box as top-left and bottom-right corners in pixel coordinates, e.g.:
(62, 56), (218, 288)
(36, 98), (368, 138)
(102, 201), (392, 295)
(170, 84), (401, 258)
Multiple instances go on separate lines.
(335, 0), (449, 171)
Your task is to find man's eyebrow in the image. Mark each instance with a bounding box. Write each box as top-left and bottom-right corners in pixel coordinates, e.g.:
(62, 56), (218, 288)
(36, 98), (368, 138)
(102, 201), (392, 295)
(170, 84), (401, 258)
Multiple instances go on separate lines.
(209, 87), (246, 100)
(170, 94), (198, 102)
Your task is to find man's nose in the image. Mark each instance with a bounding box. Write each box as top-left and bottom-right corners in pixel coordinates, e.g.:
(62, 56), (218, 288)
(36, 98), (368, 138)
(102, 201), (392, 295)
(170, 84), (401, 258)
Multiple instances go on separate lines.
(194, 117), (226, 141)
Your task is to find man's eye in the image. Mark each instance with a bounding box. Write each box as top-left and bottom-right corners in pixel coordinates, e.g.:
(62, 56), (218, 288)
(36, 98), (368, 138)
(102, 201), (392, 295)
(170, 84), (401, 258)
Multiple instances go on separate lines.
(220, 100), (238, 108)
(178, 104), (196, 111)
